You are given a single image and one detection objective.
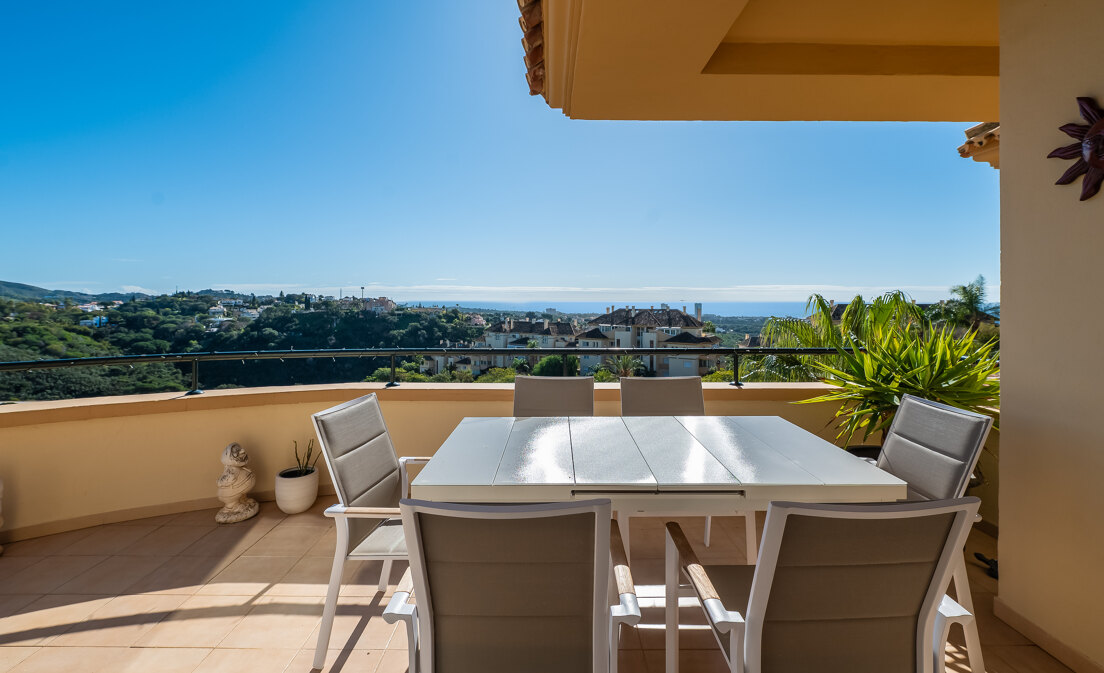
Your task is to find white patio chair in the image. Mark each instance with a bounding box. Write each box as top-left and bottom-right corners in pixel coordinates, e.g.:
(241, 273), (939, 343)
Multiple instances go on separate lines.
(665, 497), (981, 673)
(310, 393), (432, 670)
(867, 394), (995, 673)
(383, 498), (640, 673)
(513, 375), (595, 416)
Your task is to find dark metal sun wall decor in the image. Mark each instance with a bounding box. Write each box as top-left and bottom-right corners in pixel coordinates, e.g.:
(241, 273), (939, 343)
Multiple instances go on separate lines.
(1048, 96), (1104, 201)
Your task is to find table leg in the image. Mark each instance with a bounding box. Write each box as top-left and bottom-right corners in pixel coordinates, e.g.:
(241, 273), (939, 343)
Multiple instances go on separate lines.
(665, 530), (679, 673)
(744, 511), (758, 565)
(617, 512), (631, 563)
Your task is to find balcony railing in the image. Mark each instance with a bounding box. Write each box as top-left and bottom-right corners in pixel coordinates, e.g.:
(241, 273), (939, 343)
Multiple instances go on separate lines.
(0, 346), (850, 393)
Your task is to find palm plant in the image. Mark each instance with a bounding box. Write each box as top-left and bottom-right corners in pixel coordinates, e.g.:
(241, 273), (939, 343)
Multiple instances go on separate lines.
(798, 323), (1000, 444)
(744, 292), (923, 382)
(947, 275), (998, 330)
(603, 355), (643, 378)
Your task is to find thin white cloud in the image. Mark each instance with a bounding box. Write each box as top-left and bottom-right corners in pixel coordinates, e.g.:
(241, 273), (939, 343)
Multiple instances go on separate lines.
(435, 277), (458, 281)
(120, 285), (158, 295)
(208, 282), (960, 303)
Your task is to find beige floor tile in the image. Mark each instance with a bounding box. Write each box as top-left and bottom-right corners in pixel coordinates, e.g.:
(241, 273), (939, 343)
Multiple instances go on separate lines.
(57, 525), (157, 556)
(341, 561), (407, 597)
(48, 593), (186, 646)
(170, 508), (226, 527)
(179, 526), (268, 559)
(112, 646), (212, 673)
(197, 556), (299, 597)
(618, 649), (649, 673)
(124, 554), (233, 596)
(986, 645), (1075, 673)
(285, 648), (383, 673)
(241, 525), (329, 557)
(265, 556), (333, 597)
(118, 524), (215, 556)
(0, 647), (38, 673)
(133, 594), (254, 648)
(374, 648), (413, 673)
(218, 595), (323, 649)
(643, 647), (729, 673)
(0, 595), (113, 646)
(191, 647), (297, 673)
(305, 528), (337, 557)
(0, 558), (44, 580)
(0, 556), (107, 594)
(304, 595), (396, 651)
(7, 646), (131, 673)
(0, 595), (43, 620)
(116, 512), (182, 526)
(0, 529), (98, 557)
(53, 555), (168, 595)
(637, 608), (714, 650)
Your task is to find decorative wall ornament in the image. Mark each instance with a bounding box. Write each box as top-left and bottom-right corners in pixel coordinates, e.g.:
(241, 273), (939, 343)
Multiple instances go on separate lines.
(1048, 96), (1104, 201)
(215, 442), (259, 524)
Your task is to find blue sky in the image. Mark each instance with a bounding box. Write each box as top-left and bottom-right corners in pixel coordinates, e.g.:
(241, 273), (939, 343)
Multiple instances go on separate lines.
(0, 1), (1000, 304)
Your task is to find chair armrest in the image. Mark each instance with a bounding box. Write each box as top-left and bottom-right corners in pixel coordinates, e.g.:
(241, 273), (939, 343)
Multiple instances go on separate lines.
(665, 522), (745, 634)
(398, 456), (433, 499)
(937, 594), (973, 625)
(610, 519), (641, 626)
(665, 522), (719, 601)
(324, 504), (402, 519)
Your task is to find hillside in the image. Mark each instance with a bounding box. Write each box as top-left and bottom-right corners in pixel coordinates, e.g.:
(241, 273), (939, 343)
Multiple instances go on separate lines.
(0, 280), (149, 303)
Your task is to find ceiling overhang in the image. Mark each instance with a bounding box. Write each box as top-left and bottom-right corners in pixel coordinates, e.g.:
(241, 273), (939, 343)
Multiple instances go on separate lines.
(528, 0), (999, 122)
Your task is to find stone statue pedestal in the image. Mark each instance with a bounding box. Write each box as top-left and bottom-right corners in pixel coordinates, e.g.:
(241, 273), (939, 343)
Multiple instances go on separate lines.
(216, 443), (258, 524)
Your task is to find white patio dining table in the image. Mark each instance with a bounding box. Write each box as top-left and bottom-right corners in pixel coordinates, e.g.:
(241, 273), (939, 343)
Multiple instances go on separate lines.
(410, 415), (907, 558)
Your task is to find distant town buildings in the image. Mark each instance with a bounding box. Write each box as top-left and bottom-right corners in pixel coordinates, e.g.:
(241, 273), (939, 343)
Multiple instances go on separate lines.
(424, 303), (723, 378)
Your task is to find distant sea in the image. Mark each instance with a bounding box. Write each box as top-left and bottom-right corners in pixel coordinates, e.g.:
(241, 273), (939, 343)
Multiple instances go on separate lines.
(407, 301), (810, 318)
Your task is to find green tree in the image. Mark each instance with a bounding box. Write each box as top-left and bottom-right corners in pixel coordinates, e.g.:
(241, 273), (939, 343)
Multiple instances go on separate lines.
(531, 354), (579, 377)
(476, 367), (518, 383)
(702, 320), (716, 333)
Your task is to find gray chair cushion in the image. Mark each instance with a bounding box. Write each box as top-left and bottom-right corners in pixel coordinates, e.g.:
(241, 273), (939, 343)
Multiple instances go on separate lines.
(416, 510), (597, 673)
(620, 376), (705, 416)
(513, 376), (595, 417)
(877, 395), (992, 501)
(313, 394), (402, 547)
(349, 518), (407, 558)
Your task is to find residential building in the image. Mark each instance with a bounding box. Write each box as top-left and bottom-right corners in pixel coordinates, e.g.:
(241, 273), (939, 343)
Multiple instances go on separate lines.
(78, 315), (108, 328)
(472, 317), (576, 371)
(586, 305), (721, 375)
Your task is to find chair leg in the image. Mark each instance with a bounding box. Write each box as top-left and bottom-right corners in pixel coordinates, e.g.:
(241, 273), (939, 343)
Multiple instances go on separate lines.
(665, 530), (679, 673)
(953, 554), (986, 673)
(314, 523), (350, 670)
(704, 516), (712, 547)
(378, 559), (393, 593)
(744, 512), (758, 565)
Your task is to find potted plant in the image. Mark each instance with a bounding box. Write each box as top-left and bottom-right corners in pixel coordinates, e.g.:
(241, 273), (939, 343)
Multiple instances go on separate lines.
(797, 322), (1000, 446)
(275, 439), (321, 514)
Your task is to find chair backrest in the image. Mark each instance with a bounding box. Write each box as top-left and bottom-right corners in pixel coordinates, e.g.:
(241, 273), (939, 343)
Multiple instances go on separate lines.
(513, 375), (594, 417)
(400, 499), (612, 673)
(619, 376), (704, 416)
(312, 393), (401, 545)
(877, 395), (994, 501)
(744, 498), (979, 673)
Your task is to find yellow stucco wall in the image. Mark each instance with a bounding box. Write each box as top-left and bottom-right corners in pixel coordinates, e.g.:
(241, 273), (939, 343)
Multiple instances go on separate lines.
(0, 382), (863, 542)
(1000, 1), (1104, 668)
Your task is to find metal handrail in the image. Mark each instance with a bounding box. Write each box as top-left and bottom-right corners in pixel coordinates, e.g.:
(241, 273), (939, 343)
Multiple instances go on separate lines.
(0, 346), (848, 392)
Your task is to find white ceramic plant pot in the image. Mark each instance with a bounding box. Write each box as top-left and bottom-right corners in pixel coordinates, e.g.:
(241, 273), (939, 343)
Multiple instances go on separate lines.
(275, 468), (319, 514)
